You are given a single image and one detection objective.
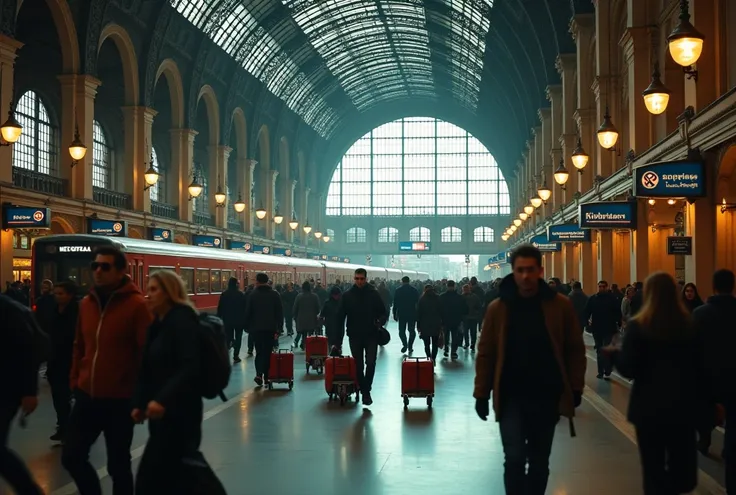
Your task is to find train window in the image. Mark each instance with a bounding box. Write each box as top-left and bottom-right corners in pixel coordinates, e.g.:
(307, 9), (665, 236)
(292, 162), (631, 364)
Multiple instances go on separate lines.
(221, 270), (231, 291)
(196, 269), (210, 294)
(179, 268), (195, 294)
(138, 264), (143, 288)
(211, 270), (221, 293)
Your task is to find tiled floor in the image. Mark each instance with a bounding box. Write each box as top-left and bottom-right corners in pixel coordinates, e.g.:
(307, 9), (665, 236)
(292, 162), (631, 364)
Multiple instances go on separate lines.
(3, 328), (728, 494)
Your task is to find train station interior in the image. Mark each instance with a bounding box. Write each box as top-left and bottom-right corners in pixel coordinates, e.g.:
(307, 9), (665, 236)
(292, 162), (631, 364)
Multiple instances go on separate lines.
(1, 0), (735, 493)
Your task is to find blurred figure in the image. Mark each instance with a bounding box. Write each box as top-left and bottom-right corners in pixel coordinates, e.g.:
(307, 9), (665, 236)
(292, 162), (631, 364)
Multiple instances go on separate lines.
(461, 284), (482, 351)
(244, 273), (283, 387)
(585, 280), (621, 379)
(567, 281), (588, 333)
(217, 277), (245, 363)
(393, 276), (419, 354)
(320, 286), (344, 354)
(416, 285), (442, 364)
(681, 283), (704, 313)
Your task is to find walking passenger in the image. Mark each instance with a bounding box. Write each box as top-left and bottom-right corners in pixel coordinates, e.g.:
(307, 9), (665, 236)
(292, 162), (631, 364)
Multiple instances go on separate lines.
(584, 280), (621, 379)
(62, 246), (151, 495)
(393, 276), (419, 354)
(439, 280), (467, 359)
(337, 268), (387, 406)
(608, 271), (703, 495)
(474, 244), (586, 495)
(416, 285), (442, 365)
(682, 282), (704, 313)
(217, 277), (245, 363)
(320, 286), (343, 354)
(292, 280), (321, 349)
(0, 294), (44, 495)
(244, 273), (283, 386)
(281, 282), (297, 336)
(461, 283), (482, 351)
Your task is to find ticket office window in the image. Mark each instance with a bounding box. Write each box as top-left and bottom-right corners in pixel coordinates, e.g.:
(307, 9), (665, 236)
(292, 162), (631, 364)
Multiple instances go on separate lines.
(179, 268), (195, 295)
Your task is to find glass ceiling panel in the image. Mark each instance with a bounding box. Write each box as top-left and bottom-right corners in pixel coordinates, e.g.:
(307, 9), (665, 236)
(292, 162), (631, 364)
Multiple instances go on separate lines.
(283, 0), (434, 110)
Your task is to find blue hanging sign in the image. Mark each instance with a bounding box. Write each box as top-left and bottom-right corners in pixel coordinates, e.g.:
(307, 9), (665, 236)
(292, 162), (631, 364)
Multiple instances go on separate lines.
(330, 255), (340, 262)
(399, 241), (431, 252)
(2, 206), (51, 229)
(192, 235), (222, 248)
(149, 228), (172, 242)
(272, 247), (292, 257)
(343, 257), (351, 263)
(579, 201), (638, 229)
(547, 224), (592, 243)
(252, 244), (271, 255)
(320, 254), (328, 260)
(530, 235), (561, 252)
(634, 160), (706, 198)
(228, 241), (250, 251)
(88, 219), (127, 237)
(488, 251), (508, 264)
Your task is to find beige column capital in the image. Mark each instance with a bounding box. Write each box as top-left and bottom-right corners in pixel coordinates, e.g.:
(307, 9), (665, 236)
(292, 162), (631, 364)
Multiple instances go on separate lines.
(537, 108), (551, 124)
(0, 34), (23, 58)
(555, 53), (576, 75)
(170, 128), (198, 143)
(569, 14), (594, 40)
(546, 85), (562, 102)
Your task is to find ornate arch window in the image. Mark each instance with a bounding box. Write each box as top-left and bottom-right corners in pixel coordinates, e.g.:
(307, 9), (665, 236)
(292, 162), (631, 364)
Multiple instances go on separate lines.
(474, 226), (495, 242)
(326, 228), (335, 238)
(12, 90), (57, 175)
(378, 226), (399, 243)
(149, 147), (163, 202)
(441, 226), (462, 242)
(327, 117), (510, 216)
(409, 226), (430, 242)
(92, 120), (112, 189)
(346, 227), (366, 243)
(193, 166), (209, 214)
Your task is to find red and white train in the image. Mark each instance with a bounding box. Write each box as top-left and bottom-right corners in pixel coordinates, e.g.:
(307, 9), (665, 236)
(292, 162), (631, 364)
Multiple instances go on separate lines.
(32, 235), (428, 311)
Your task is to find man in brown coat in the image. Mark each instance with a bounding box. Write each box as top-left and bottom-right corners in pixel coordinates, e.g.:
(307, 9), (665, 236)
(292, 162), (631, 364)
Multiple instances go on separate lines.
(474, 244), (586, 495)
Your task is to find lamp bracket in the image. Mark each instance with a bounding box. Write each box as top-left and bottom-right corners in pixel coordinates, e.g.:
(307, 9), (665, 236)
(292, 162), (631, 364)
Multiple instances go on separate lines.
(625, 149), (636, 176)
(683, 66), (698, 81)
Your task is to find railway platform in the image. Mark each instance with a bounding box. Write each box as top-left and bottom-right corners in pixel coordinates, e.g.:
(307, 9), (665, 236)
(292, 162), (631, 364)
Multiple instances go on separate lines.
(4, 328), (728, 495)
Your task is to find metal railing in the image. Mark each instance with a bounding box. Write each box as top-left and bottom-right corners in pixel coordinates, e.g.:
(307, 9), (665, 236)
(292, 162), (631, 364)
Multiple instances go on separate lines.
(12, 167), (67, 196)
(93, 186), (132, 210)
(151, 201), (178, 220)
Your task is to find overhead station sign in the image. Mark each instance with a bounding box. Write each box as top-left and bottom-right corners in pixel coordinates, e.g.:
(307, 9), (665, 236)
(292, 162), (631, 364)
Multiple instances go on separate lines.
(192, 235), (221, 248)
(634, 160), (706, 198)
(399, 241), (431, 252)
(487, 251), (507, 265)
(579, 201), (637, 229)
(88, 219), (127, 237)
(149, 228), (172, 242)
(547, 224), (591, 243)
(2, 206), (51, 229)
(530, 234), (561, 252)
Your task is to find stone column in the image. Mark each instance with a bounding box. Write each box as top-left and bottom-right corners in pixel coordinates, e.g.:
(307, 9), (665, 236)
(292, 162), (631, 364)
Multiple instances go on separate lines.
(280, 175), (295, 239)
(597, 230), (614, 284)
(630, 199), (650, 283)
(593, 0), (619, 178)
(121, 106), (157, 212)
(563, 243), (579, 283)
(684, 165), (716, 295)
(287, 179), (297, 242)
(547, 85), (564, 208)
(689, 0), (720, 112)
(539, 109), (554, 218)
(245, 159), (257, 233)
(621, 26), (656, 153)
(302, 186), (311, 244)
(266, 169), (278, 239)
(233, 156), (249, 229)
(207, 145), (229, 228)
(170, 129), (197, 223)
(571, 13), (596, 193)
(557, 54), (579, 194)
(579, 238), (597, 295)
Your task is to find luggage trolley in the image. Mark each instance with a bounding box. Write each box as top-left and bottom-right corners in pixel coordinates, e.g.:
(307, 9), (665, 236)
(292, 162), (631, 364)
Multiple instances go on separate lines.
(305, 331), (329, 375)
(268, 349), (294, 391)
(325, 356), (360, 406)
(401, 357), (435, 409)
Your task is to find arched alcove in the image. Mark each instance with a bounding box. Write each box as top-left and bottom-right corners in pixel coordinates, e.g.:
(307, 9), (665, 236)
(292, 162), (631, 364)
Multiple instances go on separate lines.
(716, 144), (736, 271)
(97, 24), (139, 106)
(155, 59), (185, 129)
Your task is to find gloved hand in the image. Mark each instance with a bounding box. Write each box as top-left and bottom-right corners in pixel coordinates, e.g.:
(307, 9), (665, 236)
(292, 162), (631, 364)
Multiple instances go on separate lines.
(573, 390), (583, 408)
(475, 398), (489, 421)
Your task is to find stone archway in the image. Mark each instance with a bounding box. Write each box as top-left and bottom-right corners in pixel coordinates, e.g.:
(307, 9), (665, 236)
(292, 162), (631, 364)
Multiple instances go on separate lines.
(50, 216), (73, 234)
(155, 59), (185, 129)
(98, 23), (140, 106)
(716, 144), (736, 271)
(174, 234), (187, 244)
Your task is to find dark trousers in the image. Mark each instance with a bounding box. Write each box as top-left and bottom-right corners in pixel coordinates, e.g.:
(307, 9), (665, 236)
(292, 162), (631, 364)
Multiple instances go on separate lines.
(0, 399), (44, 495)
(498, 396), (559, 495)
(293, 329), (317, 348)
(593, 332), (613, 375)
(284, 313), (293, 335)
(135, 407), (202, 495)
(61, 391), (135, 495)
(444, 324), (460, 352)
(349, 335), (378, 393)
(252, 332), (275, 379)
(634, 421), (697, 494)
(48, 364), (72, 432)
(398, 318), (416, 350)
(723, 402), (736, 493)
(247, 332), (254, 353)
(463, 319), (479, 347)
(326, 326), (345, 350)
(225, 324), (244, 357)
(422, 335), (439, 361)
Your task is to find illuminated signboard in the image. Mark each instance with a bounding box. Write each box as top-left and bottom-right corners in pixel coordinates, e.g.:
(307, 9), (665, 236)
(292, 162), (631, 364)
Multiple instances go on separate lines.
(192, 235), (222, 248)
(578, 201), (637, 229)
(88, 219), (127, 237)
(399, 241), (431, 252)
(58, 245), (92, 253)
(2, 206), (51, 229)
(150, 228), (172, 242)
(634, 160), (705, 198)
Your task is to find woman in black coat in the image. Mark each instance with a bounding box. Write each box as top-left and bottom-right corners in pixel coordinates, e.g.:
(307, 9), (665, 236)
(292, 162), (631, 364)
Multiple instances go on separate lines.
(416, 285), (443, 364)
(133, 270), (222, 494)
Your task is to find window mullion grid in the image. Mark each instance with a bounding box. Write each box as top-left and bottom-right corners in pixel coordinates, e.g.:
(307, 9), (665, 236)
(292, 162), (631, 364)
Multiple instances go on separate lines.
(370, 131), (374, 215)
(434, 118), (438, 217)
(466, 130), (469, 215)
(33, 96), (40, 174)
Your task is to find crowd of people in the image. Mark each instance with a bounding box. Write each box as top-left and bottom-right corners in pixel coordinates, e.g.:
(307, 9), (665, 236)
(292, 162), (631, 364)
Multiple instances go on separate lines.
(0, 242), (734, 494)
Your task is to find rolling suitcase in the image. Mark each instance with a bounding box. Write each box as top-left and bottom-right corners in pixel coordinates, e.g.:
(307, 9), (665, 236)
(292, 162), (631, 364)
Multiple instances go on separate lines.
(305, 335), (329, 374)
(324, 356), (359, 405)
(268, 349), (294, 390)
(401, 357), (434, 408)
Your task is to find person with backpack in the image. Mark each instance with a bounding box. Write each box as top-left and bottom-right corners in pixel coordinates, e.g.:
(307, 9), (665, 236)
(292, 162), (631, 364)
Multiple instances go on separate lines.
(62, 245), (152, 495)
(0, 293), (45, 494)
(132, 269), (225, 494)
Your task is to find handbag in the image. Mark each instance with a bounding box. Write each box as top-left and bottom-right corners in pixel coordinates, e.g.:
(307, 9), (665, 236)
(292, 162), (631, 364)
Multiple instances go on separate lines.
(377, 326), (391, 346)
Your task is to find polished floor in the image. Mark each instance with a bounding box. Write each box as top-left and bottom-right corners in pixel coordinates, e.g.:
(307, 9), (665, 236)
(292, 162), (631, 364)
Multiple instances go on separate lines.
(3, 326), (728, 495)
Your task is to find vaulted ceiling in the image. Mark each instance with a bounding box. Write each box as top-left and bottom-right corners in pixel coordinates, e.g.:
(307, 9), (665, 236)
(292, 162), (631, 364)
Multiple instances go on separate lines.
(174, 0), (595, 181)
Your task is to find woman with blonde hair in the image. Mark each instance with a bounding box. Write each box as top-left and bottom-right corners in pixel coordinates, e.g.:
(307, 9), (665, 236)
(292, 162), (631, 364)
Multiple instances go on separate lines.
(132, 269), (224, 494)
(608, 271), (704, 494)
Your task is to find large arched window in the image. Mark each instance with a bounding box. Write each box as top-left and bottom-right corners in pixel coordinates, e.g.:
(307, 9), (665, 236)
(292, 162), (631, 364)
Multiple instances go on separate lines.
(92, 120), (112, 189)
(326, 117), (510, 216)
(409, 226), (430, 242)
(193, 166), (208, 214)
(346, 227), (366, 243)
(149, 147), (162, 202)
(378, 226), (399, 243)
(474, 226), (495, 242)
(441, 226), (462, 243)
(326, 228), (335, 238)
(13, 90), (57, 175)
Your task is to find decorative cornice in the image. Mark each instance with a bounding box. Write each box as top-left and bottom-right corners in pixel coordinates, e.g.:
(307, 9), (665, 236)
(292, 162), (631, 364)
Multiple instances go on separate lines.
(569, 13), (594, 40)
(546, 85), (562, 103)
(555, 53), (577, 75)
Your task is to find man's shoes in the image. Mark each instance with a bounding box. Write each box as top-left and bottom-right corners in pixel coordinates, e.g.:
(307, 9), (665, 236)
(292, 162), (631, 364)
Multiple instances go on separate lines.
(254, 375), (263, 387)
(362, 392), (373, 406)
(401, 346), (407, 353)
(233, 356), (241, 364)
(49, 429), (64, 442)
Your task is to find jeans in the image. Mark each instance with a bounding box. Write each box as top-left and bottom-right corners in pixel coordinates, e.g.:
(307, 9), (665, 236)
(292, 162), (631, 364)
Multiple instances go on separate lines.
(252, 332), (275, 379)
(61, 391), (135, 495)
(47, 363), (72, 432)
(0, 399), (44, 495)
(498, 396), (559, 495)
(349, 335), (379, 393)
(634, 421), (697, 494)
(422, 335), (439, 361)
(398, 318), (416, 350)
(463, 319), (479, 347)
(593, 332), (613, 375)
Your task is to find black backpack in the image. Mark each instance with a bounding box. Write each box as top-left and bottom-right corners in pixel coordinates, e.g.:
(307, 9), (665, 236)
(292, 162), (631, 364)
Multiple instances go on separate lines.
(197, 313), (231, 401)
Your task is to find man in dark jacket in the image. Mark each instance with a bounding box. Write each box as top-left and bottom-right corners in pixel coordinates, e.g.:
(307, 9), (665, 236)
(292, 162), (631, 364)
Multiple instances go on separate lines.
(281, 282), (298, 336)
(440, 280), (468, 359)
(338, 268), (386, 406)
(693, 269), (736, 473)
(567, 281), (589, 333)
(393, 276), (419, 354)
(218, 277), (246, 363)
(585, 280), (621, 379)
(628, 281), (644, 316)
(244, 273), (283, 386)
(474, 244), (585, 495)
(0, 294), (44, 494)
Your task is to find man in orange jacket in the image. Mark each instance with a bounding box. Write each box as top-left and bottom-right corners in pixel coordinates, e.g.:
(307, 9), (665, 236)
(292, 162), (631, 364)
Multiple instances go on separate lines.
(62, 245), (152, 495)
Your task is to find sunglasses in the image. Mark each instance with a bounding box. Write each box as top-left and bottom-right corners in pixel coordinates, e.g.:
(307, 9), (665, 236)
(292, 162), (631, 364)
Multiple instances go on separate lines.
(354, 276), (366, 281)
(90, 261), (112, 272)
